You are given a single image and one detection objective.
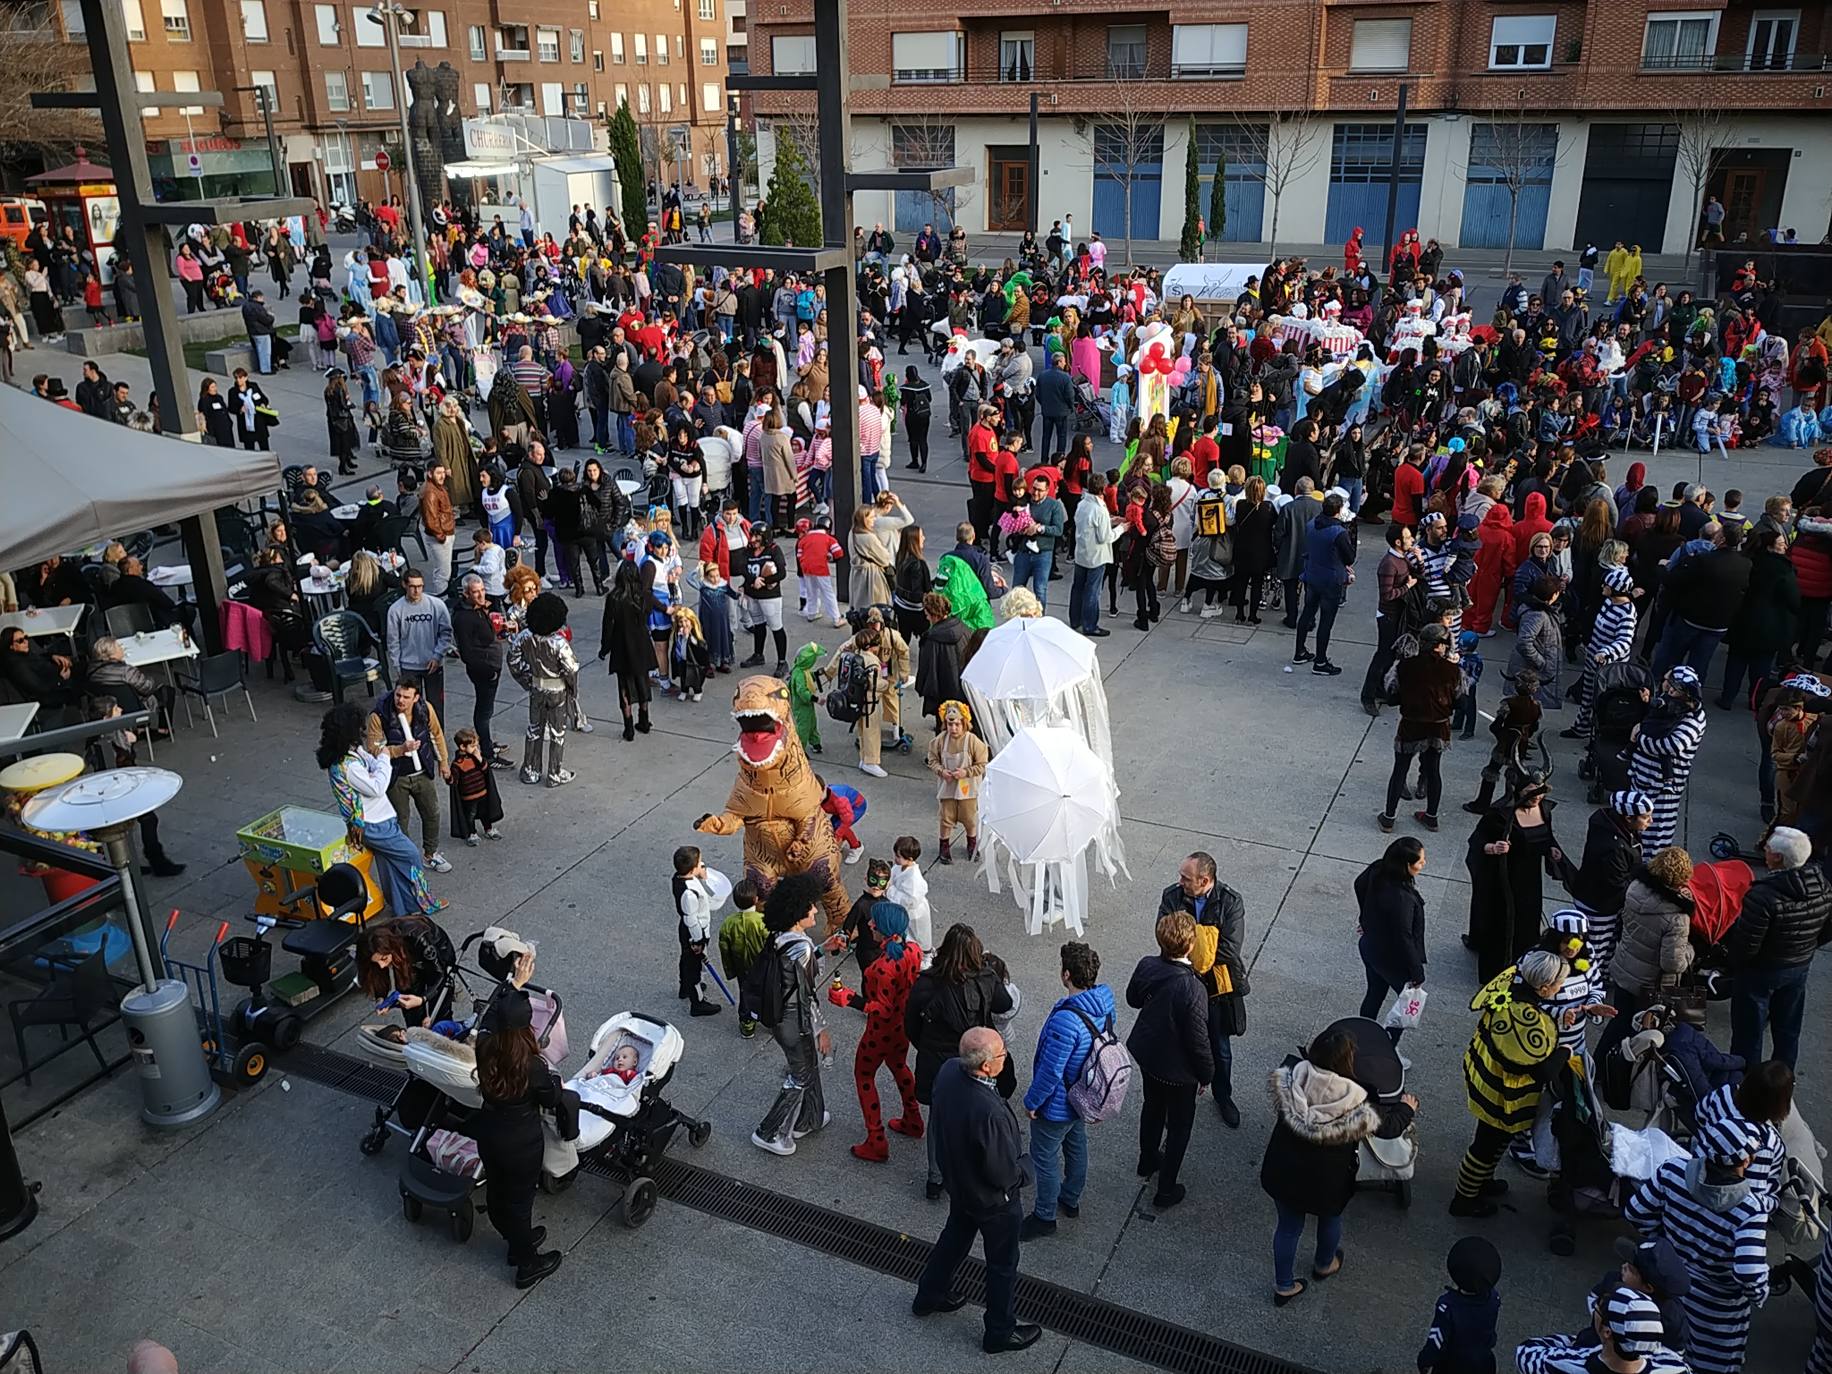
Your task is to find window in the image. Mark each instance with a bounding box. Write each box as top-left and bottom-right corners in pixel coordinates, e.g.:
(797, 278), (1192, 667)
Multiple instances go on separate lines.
(540, 80), (562, 113)
(698, 0), (714, 18)
(771, 35), (814, 73)
(504, 81), (532, 107)
(161, 0), (191, 42)
(570, 81), (587, 111)
(656, 32), (669, 64)
(353, 6), (385, 47)
(635, 31), (647, 63)
(467, 24), (485, 58)
(472, 81), (490, 111)
(637, 82), (650, 112)
(1171, 23), (1246, 77)
(173, 68), (202, 114)
(1330, 121), (1427, 184)
(675, 34), (683, 57)
(702, 81), (720, 111)
(615, 82), (627, 106)
(611, 32), (624, 63)
(700, 37), (717, 65)
(1748, 10), (1799, 71)
(1489, 15), (1553, 69)
(659, 82), (671, 112)
(59, 0), (82, 39)
(678, 81), (687, 106)
(1641, 12), (1716, 70)
(325, 69), (349, 109)
(250, 70), (277, 105)
(419, 11), (445, 47)
(123, 0), (146, 41)
(538, 26), (559, 60)
(892, 31), (963, 83)
(1106, 24), (1146, 79)
(361, 69), (394, 108)
(496, 22), (528, 55)
(999, 31), (1033, 82)
(241, 0), (267, 41)
(589, 0), (599, 16)
(569, 27), (583, 61)
(592, 49), (603, 71)
(316, 4), (339, 45)
(134, 69), (154, 117)
(1349, 18), (1411, 73)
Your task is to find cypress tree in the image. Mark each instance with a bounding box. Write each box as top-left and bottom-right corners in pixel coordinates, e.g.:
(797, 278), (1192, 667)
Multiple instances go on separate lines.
(608, 100), (647, 249)
(1178, 122), (1202, 261)
(762, 129), (822, 247)
(1208, 147), (1227, 242)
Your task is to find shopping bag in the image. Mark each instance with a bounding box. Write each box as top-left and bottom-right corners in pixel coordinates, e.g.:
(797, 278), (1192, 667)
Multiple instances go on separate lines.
(1383, 985), (1428, 1031)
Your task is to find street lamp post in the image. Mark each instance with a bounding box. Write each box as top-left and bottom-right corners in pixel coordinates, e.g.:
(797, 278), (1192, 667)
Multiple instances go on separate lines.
(370, 1), (431, 300)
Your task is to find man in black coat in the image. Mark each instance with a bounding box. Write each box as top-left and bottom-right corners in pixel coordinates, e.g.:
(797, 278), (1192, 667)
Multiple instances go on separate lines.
(1651, 534), (1750, 682)
(453, 575), (508, 763)
(1035, 354), (1075, 462)
(1157, 851), (1249, 1127)
(1726, 826), (1832, 1069)
(910, 1028), (1041, 1354)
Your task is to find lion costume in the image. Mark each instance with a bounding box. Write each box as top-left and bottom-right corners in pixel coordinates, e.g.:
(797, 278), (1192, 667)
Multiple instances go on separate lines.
(694, 675), (850, 932)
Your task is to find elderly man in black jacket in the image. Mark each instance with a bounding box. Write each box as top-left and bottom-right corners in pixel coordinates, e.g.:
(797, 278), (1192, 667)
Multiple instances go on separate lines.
(911, 1028), (1041, 1354)
(1158, 851), (1249, 1127)
(1727, 826), (1832, 1069)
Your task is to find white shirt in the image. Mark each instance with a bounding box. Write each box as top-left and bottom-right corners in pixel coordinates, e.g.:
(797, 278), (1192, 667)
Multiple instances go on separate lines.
(341, 747), (397, 824)
(473, 543), (506, 599)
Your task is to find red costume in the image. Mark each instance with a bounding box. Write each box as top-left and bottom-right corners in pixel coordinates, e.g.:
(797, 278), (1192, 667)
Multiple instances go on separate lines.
(846, 942), (923, 1160)
(1464, 504), (1514, 635)
(1344, 227), (1364, 278)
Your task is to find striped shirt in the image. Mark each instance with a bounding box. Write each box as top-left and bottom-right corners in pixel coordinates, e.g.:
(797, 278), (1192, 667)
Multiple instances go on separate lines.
(1545, 965), (1606, 1052)
(1516, 1334), (1690, 1374)
(1623, 1156), (1772, 1304)
(1588, 597), (1637, 665)
(1693, 1084), (1785, 1204)
(1627, 708), (1706, 793)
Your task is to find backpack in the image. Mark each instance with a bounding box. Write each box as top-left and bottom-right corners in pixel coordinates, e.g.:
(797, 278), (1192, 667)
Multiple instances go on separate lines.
(1061, 1006), (1132, 1123)
(1144, 520), (1178, 569)
(742, 939), (790, 1028)
(825, 650), (877, 725)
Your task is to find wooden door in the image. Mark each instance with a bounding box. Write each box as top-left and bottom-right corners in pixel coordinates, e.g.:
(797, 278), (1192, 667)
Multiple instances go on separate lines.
(989, 159), (1029, 232)
(1723, 169), (1766, 244)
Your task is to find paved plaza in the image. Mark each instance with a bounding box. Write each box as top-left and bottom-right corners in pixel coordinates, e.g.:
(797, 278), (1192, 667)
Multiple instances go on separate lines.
(0, 307), (1825, 1374)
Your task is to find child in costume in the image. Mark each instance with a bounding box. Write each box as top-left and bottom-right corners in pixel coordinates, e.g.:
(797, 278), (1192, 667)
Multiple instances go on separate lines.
(1417, 1236), (1502, 1374)
(829, 858), (889, 979)
(672, 844), (721, 1018)
(887, 835), (932, 954)
(717, 878), (767, 1039)
(787, 641), (824, 753)
(821, 780), (866, 865)
(668, 605), (711, 702)
(447, 728), (504, 846)
(925, 700), (989, 863)
(826, 900), (923, 1162)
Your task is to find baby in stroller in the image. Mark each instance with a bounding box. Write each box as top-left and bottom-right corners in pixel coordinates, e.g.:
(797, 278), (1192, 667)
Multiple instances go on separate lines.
(1606, 1002), (1744, 1141)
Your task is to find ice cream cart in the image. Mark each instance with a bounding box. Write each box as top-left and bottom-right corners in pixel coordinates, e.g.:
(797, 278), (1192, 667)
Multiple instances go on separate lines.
(235, 805), (384, 924)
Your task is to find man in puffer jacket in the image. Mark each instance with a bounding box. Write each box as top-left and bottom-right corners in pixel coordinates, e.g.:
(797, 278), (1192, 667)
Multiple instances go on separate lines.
(1019, 942), (1115, 1239)
(1726, 826), (1832, 1068)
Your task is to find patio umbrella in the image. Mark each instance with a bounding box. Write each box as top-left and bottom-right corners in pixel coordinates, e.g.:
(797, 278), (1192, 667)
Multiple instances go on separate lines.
(961, 614), (1095, 704)
(981, 726), (1113, 864)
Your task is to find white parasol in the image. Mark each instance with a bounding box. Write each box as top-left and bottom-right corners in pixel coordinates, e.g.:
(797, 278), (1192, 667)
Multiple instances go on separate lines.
(979, 726), (1116, 936)
(960, 615), (1094, 702)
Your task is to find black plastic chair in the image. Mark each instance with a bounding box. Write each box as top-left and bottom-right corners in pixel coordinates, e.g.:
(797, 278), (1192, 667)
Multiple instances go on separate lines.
(10, 949), (114, 1086)
(179, 650), (256, 737)
(103, 602), (157, 640)
(380, 512), (427, 562)
(280, 862), (373, 963)
(313, 610), (390, 703)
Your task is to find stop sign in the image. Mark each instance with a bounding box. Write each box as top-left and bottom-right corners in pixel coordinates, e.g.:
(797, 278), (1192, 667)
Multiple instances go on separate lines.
(374, 150), (391, 171)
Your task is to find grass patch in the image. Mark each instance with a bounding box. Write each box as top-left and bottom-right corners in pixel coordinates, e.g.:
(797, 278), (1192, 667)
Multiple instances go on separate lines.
(124, 325), (303, 374)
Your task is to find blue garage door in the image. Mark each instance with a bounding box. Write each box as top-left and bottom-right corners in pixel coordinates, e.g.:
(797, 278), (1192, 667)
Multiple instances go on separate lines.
(1325, 122), (1426, 247)
(1460, 122), (1557, 250)
(1193, 123), (1267, 244)
(1093, 125), (1163, 244)
(891, 123), (957, 234)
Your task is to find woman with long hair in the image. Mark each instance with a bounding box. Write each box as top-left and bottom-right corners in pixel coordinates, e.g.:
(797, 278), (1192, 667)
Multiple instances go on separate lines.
(600, 558), (655, 741)
(849, 504), (895, 611)
(1354, 836), (1427, 1038)
(903, 921), (1013, 1197)
(354, 916), (457, 1028)
(316, 703), (443, 917)
(474, 981), (565, 1287)
(198, 377), (235, 448)
(1229, 475), (1276, 623)
(891, 524), (932, 645)
(325, 369), (362, 475)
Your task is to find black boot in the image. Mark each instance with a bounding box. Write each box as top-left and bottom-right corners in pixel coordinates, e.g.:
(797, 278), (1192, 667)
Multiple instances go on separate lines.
(1462, 778), (1496, 815)
(636, 708), (652, 734)
(622, 716), (636, 741)
(514, 1250), (563, 1288)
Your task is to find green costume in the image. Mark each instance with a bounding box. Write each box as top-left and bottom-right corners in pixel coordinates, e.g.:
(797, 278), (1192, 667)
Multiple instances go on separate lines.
(788, 642), (823, 752)
(935, 554), (995, 632)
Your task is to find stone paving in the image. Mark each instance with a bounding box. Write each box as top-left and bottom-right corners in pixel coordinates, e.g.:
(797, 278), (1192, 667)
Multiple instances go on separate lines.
(0, 297), (1822, 1374)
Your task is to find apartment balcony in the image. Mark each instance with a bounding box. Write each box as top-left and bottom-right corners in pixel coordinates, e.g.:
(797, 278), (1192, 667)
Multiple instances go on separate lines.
(1640, 49), (1830, 73)
(495, 45), (531, 60)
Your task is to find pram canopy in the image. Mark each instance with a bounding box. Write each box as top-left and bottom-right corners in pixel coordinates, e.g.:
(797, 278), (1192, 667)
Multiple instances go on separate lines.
(1320, 1016), (1405, 1099)
(1688, 859), (1754, 946)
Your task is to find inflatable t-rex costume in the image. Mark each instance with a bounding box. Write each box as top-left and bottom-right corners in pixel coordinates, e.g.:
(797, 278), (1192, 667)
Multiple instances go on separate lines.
(694, 675), (850, 932)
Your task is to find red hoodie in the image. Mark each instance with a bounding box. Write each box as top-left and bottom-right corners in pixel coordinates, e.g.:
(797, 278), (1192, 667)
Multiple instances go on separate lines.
(1510, 491), (1552, 567)
(1465, 504), (1514, 635)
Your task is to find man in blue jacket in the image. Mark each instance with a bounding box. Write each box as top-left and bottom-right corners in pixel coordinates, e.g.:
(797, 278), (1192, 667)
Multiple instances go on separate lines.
(1020, 942), (1114, 1240)
(1293, 492), (1357, 678)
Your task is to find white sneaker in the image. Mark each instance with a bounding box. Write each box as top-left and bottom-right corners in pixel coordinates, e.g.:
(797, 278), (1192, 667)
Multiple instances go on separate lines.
(751, 1131), (796, 1157)
(576, 717), (595, 733)
(1177, 598), (1193, 614)
(483, 826), (503, 840)
(844, 846), (863, 864)
(426, 851), (454, 874)
(1199, 605), (1224, 619)
(792, 1110), (832, 1139)
(540, 575), (557, 589)
(463, 835), (480, 847)
(1399, 1054), (1413, 1071)
(859, 763), (887, 778)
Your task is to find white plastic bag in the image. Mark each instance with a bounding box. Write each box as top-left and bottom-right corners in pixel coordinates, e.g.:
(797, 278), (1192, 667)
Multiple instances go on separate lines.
(1383, 985), (1428, 1031)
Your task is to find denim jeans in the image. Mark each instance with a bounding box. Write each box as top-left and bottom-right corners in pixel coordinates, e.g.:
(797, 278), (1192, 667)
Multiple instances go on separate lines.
(860, 459), (879, 504)
(251, 333), (272, 374)
(1070, 563), (1104, 633)
(1272, 1200), (1343, 1290)
(617, 412), (636, 455)
(1040, 414), (1069, 463)
(1028, 1115), (1087, 1222)
(1339, 477), (1364, 514)
(1652, 618), (1725, 680)
(1295, 581), (1345, 661)
(746, 466), (764, 522)
(1730, 962), (1812, 1069)
(1011, 548), (1052, 605)
(590, 402), (610, 449)
(1207, 1003), (1234, 1104)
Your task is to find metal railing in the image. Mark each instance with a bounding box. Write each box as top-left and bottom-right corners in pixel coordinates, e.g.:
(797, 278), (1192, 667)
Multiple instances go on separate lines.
(1640, 49), (1830, 72)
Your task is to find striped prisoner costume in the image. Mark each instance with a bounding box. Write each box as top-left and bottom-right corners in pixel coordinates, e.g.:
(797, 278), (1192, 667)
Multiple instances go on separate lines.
(1626, 701), (1706, 859)
(1810, 1250), (1832, 1374)
(1623, 1156), (1773, 1374)
(1693, 1084), (1786, 1206)
(1573, 594), (1637, 734)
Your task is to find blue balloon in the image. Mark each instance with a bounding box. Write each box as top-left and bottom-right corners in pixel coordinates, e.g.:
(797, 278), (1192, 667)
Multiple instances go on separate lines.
(1448, 437), (1466, 453)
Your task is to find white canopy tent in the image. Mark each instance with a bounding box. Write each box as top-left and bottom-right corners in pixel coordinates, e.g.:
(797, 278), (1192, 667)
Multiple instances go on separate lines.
(0, 384), (280, 571)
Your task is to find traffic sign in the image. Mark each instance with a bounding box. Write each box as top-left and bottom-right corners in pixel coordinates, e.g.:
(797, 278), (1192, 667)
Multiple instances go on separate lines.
(186, 152), (202, 173)
(374, 150), (391, 171)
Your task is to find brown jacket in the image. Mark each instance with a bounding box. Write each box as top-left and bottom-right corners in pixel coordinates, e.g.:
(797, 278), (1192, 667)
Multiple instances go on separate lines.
(420, 477), (456, 541)
(761, 429), (797, 498)
(1395, 651), (1461, 746)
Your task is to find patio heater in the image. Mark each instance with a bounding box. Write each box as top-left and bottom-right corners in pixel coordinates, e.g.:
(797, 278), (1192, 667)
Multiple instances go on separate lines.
(23, 769), (221, 1129)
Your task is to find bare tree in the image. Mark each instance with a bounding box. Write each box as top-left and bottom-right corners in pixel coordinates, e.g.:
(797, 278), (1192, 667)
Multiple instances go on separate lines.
(1671, 104), (1735, 268)
(1092, 85), (1167, 266)
(0, 5), (98, 160)
(1228, 113), (1324, 259)
(889, 116), (971, 233)
(770, 110), (823, 191)
(1452, 93), (1566, 275)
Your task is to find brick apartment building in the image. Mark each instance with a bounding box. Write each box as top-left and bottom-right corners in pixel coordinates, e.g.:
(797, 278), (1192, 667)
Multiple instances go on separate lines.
(749, 0), (1832, 255)
(48, 0), (730, 214)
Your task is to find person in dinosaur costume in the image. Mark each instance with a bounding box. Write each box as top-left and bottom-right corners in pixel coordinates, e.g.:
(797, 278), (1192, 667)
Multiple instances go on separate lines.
(787, 642), (823, 754)
(694, 675), (850, 933)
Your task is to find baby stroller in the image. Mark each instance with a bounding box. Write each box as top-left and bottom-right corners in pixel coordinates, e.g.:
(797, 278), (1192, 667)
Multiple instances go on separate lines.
(553, 1012), (712, 1193)
(1322, 1016), (1418, 1207)
(1071, 379), (1105, 434)
(1578, 661), (1652, 803)
(1602, 1002), (1742, 1142)
(206, 268), (241, 309)
(1537, 1053), (1688, 1255)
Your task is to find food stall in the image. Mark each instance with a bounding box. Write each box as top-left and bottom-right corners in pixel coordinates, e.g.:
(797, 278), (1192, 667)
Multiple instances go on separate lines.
(26, 148), (122, 284)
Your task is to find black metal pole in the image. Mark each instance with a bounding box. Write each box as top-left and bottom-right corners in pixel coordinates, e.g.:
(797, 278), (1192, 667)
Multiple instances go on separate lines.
(727, 98), (741, 231)
(1380, 82), (1409, 269)
(0, 1088), (40, 1241)
(1027, 91), (1040, 236)
(813, 0), (860, 583)
(259, 87), (283, 196)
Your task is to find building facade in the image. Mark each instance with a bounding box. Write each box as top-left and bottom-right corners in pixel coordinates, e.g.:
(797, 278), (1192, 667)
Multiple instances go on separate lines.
(749, 0), (1831, 254)
(50, 0), (729, 212)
